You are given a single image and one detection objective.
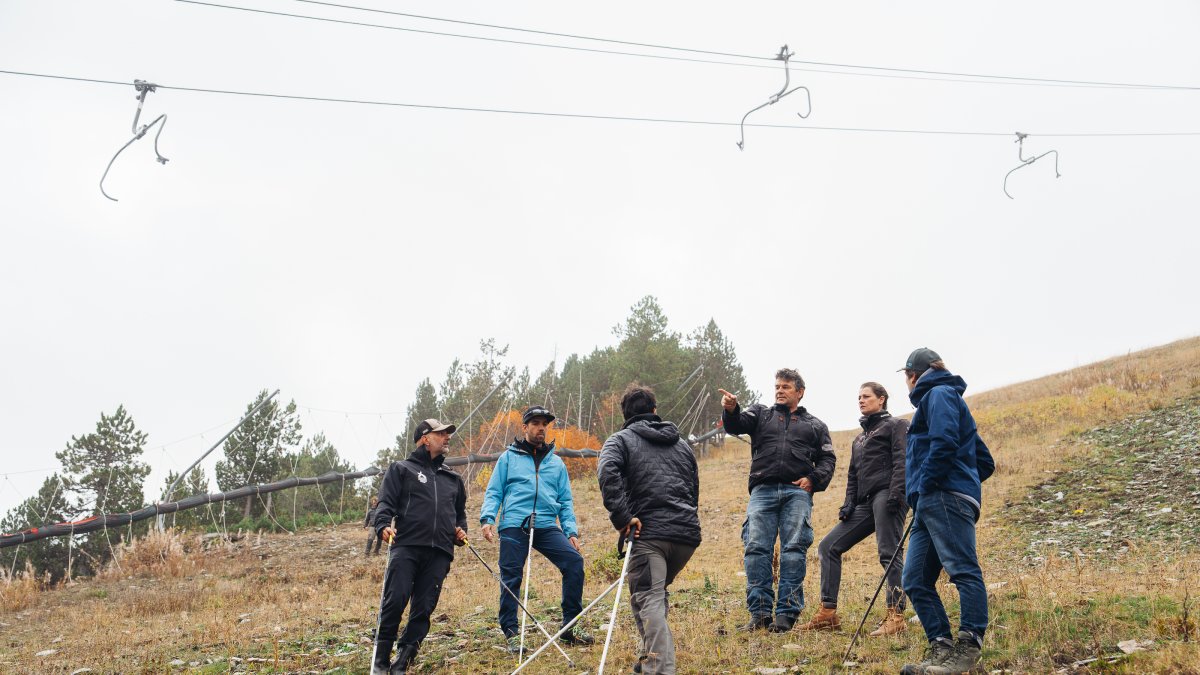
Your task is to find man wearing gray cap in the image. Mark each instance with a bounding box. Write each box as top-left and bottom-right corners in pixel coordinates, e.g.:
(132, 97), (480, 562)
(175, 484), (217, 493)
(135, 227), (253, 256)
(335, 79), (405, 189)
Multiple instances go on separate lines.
(480, 405), (591, 651)
(897, 349), (994, 675)
(371, 419), (468, 675)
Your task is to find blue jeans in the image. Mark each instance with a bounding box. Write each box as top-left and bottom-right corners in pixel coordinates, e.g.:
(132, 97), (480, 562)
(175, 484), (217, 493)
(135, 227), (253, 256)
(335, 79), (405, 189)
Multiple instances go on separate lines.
(902, 490), (988, 642)
(498, 526), (584, 635)
(742, 483), (814, 619)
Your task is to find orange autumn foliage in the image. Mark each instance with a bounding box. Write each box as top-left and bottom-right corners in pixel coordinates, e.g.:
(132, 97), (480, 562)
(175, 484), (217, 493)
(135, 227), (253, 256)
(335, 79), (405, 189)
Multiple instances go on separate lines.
(464, 409), (602, 480)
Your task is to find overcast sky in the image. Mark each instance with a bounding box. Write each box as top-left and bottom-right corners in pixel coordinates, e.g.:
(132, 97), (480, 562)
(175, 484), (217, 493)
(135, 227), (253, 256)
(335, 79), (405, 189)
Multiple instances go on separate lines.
(2, 0), (1197, 519)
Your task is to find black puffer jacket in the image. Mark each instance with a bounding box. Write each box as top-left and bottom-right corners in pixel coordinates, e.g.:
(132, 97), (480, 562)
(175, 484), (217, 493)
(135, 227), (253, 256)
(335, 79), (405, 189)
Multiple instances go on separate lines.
(723, 403), (837, 493)
(597, 414), (701, 547)
(844, 412), (907, 509)
(374, 448), (467, 557)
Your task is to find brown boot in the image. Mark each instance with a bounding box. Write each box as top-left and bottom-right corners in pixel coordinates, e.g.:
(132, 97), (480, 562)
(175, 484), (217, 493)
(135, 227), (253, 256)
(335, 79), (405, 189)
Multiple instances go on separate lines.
(797, 605), (841, 631)
(869, 606), (908, 637)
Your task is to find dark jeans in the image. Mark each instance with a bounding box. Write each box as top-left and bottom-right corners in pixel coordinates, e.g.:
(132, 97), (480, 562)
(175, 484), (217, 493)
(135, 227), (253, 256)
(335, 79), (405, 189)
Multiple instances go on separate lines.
(742, 483), (814, 619)
(498, 526), (584, 635)
(817, 490), (907, 609)
(628, 539), (695, 675)
(376, 545), (452, 654)
(365, 529), (382, 555)
(902, 490), (987, 642)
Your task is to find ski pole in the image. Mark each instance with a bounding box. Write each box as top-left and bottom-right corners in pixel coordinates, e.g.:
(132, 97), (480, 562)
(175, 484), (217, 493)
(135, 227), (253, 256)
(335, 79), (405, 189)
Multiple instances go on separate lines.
(597, 533), (634, 675)
(511, 576), (624, 675)
(841, 514), (915, 667)
(519, 513), (536, 661)
(368, 529), (395, 673)
(465, 540), (575, 666)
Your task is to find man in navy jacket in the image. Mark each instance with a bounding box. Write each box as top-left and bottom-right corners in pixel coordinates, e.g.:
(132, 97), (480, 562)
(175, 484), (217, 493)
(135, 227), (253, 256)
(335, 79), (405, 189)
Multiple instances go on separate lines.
(899, 349), (995, 675)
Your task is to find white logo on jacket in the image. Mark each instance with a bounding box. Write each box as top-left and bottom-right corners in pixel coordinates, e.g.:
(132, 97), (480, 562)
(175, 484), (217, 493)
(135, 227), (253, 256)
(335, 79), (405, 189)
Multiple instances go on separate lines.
(417, 471), (428, 484)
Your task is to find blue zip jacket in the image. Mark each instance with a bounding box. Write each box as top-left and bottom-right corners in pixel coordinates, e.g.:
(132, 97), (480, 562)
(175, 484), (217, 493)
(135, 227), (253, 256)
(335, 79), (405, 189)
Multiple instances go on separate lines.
(905, 369), (995, 509)
(479, 439), (579, 538)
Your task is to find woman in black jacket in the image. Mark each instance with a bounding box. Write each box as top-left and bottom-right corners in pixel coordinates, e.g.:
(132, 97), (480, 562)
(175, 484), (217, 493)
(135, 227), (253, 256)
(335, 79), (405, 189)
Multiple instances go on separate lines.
(799, 382), (909, 636)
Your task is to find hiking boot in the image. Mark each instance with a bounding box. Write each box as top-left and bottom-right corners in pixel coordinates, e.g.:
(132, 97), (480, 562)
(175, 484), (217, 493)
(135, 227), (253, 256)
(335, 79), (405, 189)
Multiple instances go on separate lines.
(389, 643), (417, 674)
(797, 605), (841, 631)
(767, 614), (797, 633)
(900, 637), (954, 675)
(869, 606), (908, 637)
(504, 634), (523, 654)
(561, 625), (595, 646)
(925, 632), (983, 674)
(371, 641), (393, 675)
(738, 615), (772, 632)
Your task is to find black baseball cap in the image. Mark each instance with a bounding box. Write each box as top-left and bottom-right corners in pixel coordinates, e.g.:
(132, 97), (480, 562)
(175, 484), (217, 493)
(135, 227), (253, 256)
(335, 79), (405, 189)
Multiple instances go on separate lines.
(413, 418), (456, 443)
(522, 406), (556, 424)
(899, 347), (942, 374)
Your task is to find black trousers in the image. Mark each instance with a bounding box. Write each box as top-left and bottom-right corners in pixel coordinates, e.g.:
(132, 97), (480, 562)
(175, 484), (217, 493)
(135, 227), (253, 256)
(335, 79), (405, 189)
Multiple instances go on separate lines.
(817, 490), (907, 609)
(377, 545), (453, 651)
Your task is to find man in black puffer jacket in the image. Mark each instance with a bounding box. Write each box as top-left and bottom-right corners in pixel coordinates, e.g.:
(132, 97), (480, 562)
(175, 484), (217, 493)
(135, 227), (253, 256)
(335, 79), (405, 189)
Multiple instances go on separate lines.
(598, 385), (700, 675)
(720, 368), (837, 632)
(371, 419), (468, 675)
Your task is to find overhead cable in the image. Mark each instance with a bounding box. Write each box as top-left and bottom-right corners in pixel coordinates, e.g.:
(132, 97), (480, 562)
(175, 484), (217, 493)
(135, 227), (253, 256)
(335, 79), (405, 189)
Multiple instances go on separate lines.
(189, 0), (1200, 92)
(2, 70), (1199, 138)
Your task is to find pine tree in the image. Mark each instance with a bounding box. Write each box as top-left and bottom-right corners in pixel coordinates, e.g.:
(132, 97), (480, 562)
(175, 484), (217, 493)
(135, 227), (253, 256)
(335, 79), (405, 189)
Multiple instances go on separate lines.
(0, 474), (70, 580)
(214, 390), (302, 521)
(55, 405), (151, 575)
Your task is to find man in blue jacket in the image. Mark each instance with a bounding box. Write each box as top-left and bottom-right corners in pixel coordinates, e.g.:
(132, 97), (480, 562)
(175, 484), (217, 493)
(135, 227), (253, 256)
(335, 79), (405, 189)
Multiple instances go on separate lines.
(898, 349), (995, 675)
(480, 405), (592, 652)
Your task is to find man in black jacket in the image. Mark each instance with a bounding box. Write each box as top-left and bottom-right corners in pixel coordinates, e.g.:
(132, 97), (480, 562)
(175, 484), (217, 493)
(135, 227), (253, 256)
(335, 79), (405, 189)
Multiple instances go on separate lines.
(598, 385), (700, 675)
(371, 419), (468, 675)
(720, 368), (836, 632)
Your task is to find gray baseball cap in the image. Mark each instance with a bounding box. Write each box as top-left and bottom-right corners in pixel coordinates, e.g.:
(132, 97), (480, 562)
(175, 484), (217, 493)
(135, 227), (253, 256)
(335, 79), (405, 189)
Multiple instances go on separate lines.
(899, 347), (942, 374)
(413, 418), (457, 443)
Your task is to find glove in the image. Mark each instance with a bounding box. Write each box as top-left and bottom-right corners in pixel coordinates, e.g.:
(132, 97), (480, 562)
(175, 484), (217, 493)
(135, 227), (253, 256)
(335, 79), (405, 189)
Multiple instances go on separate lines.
(838, 505), (855, 521)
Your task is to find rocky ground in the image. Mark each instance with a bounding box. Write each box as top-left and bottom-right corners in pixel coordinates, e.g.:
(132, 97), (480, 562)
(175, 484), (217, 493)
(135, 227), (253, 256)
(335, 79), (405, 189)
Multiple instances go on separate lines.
(1008, 395), (1200, 563)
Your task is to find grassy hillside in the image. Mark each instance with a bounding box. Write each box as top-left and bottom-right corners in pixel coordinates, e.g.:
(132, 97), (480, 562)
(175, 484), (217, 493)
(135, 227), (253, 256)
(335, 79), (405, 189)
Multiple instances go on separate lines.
(3, 337), (1199, 673)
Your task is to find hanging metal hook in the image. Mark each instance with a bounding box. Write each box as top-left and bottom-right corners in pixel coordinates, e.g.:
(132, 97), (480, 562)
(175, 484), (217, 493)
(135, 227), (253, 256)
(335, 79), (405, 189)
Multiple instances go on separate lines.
(736, 45), (813, 150)
(100, 79), (170, 202)
(1002, 132), (1060, 199)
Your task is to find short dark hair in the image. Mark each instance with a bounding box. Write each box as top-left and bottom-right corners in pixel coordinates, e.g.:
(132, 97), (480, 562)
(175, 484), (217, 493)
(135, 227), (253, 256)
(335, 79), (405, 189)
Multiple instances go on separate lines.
(775, 368), (805, 390)
(860, 381), (889, 410)
(620, 384), (657, 420)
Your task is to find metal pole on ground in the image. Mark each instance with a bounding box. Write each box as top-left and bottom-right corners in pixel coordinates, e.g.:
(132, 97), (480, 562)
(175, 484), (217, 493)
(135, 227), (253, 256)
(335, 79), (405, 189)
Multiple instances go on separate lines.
(464, 541), (574, 666)
(511, 577), (624, 675)
(597, 534), (634, 675)
(841, 514), (915, 667)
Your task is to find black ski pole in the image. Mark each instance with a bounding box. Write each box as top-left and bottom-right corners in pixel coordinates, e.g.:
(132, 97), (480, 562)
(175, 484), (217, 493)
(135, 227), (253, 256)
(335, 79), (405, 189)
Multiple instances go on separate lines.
(841, 514), (915, 667)
(465, 540), (575, 666)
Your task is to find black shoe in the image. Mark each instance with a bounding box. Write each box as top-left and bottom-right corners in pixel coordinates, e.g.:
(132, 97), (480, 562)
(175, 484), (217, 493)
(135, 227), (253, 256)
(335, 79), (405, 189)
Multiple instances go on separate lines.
(561, 625), (595, 646)
(738, 615), (772, 632)
(389, 643), (417, 674)
(372, 642), (393, 675)
(767, 614), (797, 633)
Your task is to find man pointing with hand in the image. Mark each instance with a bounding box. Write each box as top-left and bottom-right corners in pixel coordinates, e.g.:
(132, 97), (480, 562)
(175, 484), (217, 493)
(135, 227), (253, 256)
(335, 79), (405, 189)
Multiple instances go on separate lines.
(721, 368), (836, 633)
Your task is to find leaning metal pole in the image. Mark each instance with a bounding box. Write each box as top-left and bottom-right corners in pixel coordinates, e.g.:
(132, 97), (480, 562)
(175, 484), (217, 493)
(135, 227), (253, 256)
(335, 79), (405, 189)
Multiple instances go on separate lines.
(156, 389), (280, 531)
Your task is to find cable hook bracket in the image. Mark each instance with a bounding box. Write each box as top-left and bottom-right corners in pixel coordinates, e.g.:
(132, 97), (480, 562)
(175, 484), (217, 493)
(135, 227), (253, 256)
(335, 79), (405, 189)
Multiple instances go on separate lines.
(100, 79), (171, 201)
(737, 44), (813, 150)
(1003, 131), (1060, 199)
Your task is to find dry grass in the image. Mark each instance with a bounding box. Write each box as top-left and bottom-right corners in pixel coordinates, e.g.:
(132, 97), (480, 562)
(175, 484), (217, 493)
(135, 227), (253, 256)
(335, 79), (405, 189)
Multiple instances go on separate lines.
(0, 562), (47, 613)
(2, 336), (1199, 673)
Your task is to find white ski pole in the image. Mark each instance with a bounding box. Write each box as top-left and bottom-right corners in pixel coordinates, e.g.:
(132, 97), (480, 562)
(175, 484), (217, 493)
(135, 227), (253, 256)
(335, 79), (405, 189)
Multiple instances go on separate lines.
(368, 529), (394, 672)
(598, 533), (634, 675)
(511, 577), (624, 675)
(519, 514), (536, 661)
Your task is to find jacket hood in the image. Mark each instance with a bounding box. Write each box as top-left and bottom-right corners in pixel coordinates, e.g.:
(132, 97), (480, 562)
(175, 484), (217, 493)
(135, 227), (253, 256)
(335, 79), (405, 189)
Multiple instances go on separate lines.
(909, 369), (968, 406)
(858, 410), (892, 431)
(509, 438), (556, 457)
(623, 414), (682, 445)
